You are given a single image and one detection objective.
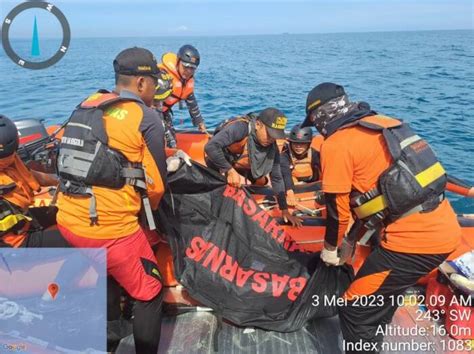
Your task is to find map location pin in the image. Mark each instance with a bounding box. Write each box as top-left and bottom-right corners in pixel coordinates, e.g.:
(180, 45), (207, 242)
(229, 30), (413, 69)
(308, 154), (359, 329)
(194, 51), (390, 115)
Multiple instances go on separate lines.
(47, 283), (60, 300)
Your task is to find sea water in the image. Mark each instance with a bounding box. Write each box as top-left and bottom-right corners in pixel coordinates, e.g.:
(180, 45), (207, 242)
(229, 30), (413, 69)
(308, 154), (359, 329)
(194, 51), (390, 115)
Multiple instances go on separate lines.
(1, 30), (472, 211)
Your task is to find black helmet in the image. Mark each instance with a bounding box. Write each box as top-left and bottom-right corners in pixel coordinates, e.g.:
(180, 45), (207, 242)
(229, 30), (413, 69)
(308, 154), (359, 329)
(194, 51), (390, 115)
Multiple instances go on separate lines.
(177, 44), (200, 68)
(288, 124), (313, 143)
(0, 115), (19, 159)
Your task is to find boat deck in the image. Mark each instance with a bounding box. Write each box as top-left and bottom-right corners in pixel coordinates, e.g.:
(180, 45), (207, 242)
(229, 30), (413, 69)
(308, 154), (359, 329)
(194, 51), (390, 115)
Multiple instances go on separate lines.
(116, 289), (468, 354)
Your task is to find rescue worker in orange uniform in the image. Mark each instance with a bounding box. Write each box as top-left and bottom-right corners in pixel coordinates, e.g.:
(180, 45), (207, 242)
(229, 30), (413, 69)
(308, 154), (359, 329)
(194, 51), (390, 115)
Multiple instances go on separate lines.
(56, 47), (168, 354)
(158, 44), (207, 147)
(0, 114), (67, 248)
(280, 124), (321, 207)
(204, 108), (302, 227)
(301, 82), (461, 352)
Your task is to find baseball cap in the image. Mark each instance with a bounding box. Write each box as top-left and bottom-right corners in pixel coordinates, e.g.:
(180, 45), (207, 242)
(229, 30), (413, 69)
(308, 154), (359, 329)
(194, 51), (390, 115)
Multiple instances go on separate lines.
(113, 47), (160, 77)
(302, 82), (346, 127)
(258, 108), (287, 139)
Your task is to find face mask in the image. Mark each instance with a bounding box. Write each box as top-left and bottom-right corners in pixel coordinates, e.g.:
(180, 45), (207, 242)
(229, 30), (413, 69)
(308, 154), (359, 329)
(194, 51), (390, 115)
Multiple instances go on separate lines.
(308, 95), (351, 136)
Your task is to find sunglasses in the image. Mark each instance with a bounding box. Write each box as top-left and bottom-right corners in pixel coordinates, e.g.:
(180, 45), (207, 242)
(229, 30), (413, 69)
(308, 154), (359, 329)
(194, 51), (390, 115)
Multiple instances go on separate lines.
(181, 62), (197, 70)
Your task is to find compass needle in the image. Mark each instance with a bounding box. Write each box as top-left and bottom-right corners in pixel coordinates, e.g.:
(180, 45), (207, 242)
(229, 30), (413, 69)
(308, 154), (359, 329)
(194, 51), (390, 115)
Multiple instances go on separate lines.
(2, 1), (70, 69)
(31, 15), (40, 57)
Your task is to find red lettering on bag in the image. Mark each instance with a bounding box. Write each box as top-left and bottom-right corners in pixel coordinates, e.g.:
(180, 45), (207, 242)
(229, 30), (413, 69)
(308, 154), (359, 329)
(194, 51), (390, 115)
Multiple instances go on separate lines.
(272, 274), (290, 298)
(185, 236), (208, 260)
(186, 238), (305, 301)
(223, 184), (300, 253)
(288, 277), (307, 301)
(219, 255), (238, 282)
(251, 209), (270, 229)
(276, 233), (286, 244)
(196, 244), (214, 262)
(242, 198), (257, 216)
(223, 185), (237, 198)
(202, 245), (226, 273)
(235, 267), (256, 288)
(185, 236), (213, 262)
(264, 218), (282, 240)
(251, 272), (269, 293)
(234, 189), (247, 207)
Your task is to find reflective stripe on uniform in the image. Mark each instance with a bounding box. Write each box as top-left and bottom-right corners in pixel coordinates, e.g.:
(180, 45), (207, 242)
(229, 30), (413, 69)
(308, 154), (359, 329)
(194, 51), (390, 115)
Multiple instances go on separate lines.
(67, 122), (92, 130)
(353, 195), (387, 219)
(59, 141), (103, 177)
(399, 134), (421, 150)
(415, 162), (445, 188)
(353, 162), (445, 219)
(59, 148), (95, 162)
(60, 157), (91, 177)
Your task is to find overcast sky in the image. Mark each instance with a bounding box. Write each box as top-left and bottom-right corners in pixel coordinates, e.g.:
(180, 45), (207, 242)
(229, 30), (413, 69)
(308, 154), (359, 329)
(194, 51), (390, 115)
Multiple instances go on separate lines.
(1, 0), (472, 38)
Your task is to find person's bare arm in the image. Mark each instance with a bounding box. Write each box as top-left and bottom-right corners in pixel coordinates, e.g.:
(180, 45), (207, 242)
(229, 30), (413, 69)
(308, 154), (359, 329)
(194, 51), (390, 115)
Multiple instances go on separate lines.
(31, 170), (58, 186)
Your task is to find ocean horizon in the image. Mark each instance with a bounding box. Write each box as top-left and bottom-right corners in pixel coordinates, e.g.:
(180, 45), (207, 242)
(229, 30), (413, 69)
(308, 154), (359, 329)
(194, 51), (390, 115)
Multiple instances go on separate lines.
(6, 28), (472, 40)
(1, 29), (472, 211)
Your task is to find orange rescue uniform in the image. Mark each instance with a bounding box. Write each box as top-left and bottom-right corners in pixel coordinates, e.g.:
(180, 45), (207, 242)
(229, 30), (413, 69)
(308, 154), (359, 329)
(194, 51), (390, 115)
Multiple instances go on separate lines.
(57, 92), (167, 239)
(158, 53), (194, 113)
(320, 115), (461, 254)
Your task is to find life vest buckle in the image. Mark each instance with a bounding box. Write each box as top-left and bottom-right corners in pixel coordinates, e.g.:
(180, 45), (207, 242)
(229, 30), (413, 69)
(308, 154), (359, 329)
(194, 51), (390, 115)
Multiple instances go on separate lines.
(350, 188), (389, 229)
(0, 183), (16, 196)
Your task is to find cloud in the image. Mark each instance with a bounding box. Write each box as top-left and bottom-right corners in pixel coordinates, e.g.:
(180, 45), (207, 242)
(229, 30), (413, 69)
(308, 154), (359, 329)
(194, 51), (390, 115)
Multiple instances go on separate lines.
(175, 25), (189, 32)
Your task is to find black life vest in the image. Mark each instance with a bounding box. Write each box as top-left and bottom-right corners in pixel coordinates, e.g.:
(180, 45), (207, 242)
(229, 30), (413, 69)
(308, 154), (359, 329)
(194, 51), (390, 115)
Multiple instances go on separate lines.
(346, 115), (446, 228)
(57, 90), (151, 227)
